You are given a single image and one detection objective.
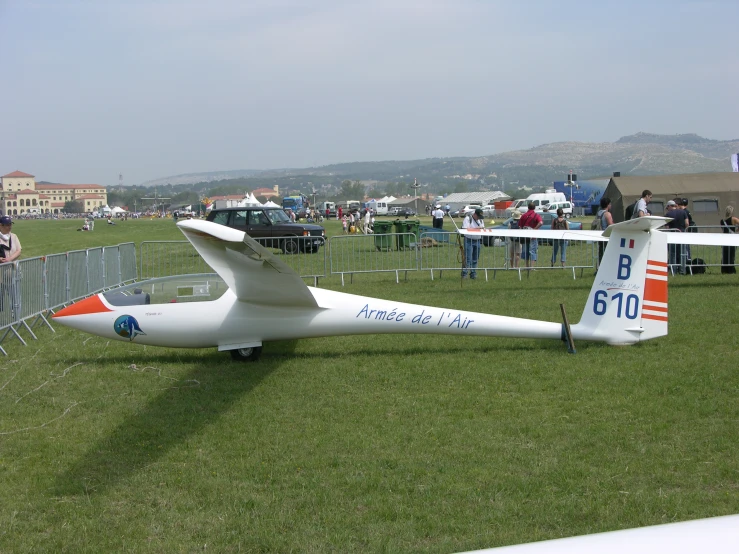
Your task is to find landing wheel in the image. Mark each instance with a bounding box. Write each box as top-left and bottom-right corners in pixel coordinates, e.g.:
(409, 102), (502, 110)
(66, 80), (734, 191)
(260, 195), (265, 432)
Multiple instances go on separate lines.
(229, 346), (263, 362)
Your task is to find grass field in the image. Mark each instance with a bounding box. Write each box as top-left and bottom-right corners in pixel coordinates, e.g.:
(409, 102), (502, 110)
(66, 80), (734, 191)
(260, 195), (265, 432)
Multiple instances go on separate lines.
(1, 216), (737, 552)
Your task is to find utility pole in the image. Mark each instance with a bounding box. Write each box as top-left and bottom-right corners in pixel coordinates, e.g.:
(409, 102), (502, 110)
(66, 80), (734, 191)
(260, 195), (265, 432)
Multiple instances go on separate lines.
(410, 178), (421, 215)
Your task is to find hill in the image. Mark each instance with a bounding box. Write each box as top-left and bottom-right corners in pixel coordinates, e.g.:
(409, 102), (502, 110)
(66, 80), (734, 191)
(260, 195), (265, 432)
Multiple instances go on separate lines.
(140, 132), (739, 196)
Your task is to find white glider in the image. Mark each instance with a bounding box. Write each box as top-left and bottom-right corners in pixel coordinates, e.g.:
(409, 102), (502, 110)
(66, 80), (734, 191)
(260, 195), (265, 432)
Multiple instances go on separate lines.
(52, 217), (737, 360)
(459, 514), (739, 554)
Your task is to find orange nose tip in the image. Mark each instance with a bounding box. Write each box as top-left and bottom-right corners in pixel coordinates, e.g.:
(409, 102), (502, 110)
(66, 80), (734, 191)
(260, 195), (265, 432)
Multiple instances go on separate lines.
(53, 295), (113, 318)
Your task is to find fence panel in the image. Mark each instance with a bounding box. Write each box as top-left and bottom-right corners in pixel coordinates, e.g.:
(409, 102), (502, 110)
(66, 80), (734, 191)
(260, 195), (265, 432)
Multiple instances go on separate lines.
(46, 253), (69, 310)
(140, 241), (213, 279)
(329, 234), (419, 278)
(15, 257), (46, 321)
(119, 242), (138, 282)
(68, 250), (89, 302)
(0, 262), (18, 329)
(103, 245), (121, 288)
(87, 247), (104, 294)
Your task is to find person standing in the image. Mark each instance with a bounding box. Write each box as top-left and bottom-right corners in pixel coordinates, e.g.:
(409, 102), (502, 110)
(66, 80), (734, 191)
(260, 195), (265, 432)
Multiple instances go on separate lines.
(0, 215), (21, 312)
(461, 208), (484, 279)
(597, 197), (614, 263)
(720, 206), (739, 274)
(550, 208), (569, 267)
(665, 200), (688, 274)
(634, 190), (652, 218)
(518, 203), (542, 269)
(432, 205), (445, 229)
(0, 215), (21, 264)
(363, 208), (371, 234)
(507, 210), (522, 268)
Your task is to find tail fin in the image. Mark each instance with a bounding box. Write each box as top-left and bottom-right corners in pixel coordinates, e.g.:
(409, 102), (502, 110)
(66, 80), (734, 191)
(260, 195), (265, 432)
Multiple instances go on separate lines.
(572, 217), (669, 345)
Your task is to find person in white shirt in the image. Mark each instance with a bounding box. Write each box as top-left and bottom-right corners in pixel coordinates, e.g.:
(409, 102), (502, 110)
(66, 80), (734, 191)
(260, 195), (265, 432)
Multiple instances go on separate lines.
(461, 208), (484, 279)
(432, 205), (445, 229)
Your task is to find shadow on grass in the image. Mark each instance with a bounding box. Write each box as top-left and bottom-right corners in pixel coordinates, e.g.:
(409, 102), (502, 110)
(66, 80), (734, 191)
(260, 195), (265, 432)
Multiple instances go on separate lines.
(53, 341), (298, 497)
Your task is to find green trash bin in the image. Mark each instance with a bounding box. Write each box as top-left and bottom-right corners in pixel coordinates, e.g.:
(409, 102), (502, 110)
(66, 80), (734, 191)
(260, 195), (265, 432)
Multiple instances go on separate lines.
(393, 219), (420, 250)
(373, 220), (394, 251)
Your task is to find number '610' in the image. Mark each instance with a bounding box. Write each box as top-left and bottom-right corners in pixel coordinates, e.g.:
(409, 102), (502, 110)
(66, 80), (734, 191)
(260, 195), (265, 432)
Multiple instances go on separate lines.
(593, 290), (639, 319)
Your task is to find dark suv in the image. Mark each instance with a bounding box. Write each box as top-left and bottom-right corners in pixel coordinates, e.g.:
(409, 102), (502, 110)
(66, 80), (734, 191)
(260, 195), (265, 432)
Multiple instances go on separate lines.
(206, 207), (325, 254)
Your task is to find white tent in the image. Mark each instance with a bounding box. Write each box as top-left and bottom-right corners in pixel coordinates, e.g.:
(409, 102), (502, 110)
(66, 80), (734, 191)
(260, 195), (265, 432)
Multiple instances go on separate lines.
(244, 193), (262, 206)
(101, 205), (111, 214)
(111, 206), (127, 214)
(263, 200), (280, 208)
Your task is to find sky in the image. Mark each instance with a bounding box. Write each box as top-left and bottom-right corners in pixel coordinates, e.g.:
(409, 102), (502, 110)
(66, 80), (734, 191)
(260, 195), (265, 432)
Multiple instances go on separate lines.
(1, 0), (737, 186)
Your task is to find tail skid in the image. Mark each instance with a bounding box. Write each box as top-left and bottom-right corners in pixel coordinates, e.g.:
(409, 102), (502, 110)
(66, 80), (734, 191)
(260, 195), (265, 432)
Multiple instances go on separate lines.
(572, 217), (669, 345)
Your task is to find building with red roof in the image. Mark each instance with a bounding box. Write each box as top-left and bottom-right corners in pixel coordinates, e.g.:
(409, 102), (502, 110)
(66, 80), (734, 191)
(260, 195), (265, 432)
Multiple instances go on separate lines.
(1, 171), (108, 215)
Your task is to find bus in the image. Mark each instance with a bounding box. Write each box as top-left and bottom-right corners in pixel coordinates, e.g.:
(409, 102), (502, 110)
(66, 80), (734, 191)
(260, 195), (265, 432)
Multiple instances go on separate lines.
(282, 194), (309, 213)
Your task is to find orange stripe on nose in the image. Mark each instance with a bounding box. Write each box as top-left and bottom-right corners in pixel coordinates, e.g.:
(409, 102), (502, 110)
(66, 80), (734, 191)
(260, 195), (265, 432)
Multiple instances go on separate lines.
(52, 295), (113, 318)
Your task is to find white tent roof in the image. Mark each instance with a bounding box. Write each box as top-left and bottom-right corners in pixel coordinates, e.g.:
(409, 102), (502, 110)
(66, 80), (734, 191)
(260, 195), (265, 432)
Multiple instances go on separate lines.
(263, 200), (280, 208)
(244, 192), (262, 206)
(111, 206), (126, 213)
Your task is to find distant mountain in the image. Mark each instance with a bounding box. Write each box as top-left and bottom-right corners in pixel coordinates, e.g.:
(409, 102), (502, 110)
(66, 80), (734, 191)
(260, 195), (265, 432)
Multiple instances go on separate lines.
(142, 133), (739, 195)
(140, 169), (266, 187)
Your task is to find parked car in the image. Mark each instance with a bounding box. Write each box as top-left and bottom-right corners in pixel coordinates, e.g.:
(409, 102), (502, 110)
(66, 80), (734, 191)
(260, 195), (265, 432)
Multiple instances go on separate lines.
(206, 207), (325, 254)
(452, 205), (482, 218)
(536, 201), (573, 218)
(387, 207), (416, 216)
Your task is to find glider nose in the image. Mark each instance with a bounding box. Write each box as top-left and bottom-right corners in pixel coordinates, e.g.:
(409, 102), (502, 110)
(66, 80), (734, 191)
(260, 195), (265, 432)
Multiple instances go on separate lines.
(53, 295), (113, 318)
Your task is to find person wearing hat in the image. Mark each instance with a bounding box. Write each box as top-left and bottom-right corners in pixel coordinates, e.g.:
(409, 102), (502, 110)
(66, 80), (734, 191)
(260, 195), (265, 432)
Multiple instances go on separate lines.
(432, 205), (445, 229)
(508, 210), (523, 268)
(0, 215), (21, 264)
(461, 208), (485, 279)
(665, 200), (688, 274)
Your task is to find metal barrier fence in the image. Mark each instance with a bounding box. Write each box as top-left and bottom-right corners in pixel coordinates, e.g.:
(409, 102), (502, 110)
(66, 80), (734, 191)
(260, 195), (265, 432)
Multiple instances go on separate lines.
(0, 242), (137, 355)
(329, 233), (419, 284)
(417, 232), (597, 280)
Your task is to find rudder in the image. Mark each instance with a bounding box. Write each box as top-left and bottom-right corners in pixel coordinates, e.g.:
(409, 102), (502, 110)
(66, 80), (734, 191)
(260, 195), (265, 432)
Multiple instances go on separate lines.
(572, 217), (669, 345)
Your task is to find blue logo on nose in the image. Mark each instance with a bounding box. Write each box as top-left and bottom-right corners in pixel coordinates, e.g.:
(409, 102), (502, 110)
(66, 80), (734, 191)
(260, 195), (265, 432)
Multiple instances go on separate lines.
(114, 315), (146, 341)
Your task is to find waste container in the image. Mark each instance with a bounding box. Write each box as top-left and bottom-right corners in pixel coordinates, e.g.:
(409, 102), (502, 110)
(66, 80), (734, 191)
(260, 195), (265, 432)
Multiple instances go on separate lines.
(373, 220), (394, 251)
(393, 219), (420, 250)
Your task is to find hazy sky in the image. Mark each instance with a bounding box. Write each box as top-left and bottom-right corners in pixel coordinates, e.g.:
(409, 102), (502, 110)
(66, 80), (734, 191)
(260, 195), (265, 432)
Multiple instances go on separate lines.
(1, 0), (737, 186)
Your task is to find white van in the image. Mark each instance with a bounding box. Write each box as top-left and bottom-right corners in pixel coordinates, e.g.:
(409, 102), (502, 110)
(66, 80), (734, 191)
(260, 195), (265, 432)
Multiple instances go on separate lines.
(525, 189), (567, 211)
(368, 200), (389, 215)
(536, 201), (573, 217)
(316, 201), (336, 216)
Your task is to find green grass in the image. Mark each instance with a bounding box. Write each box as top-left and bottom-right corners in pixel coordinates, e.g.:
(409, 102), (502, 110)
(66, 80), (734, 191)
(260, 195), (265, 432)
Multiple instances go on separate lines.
(0, 216), (737, 552)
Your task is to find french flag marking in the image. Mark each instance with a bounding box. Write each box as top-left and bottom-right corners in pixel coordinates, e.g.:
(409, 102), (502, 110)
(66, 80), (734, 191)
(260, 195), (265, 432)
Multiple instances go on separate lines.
(620, 238), (635, 249)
